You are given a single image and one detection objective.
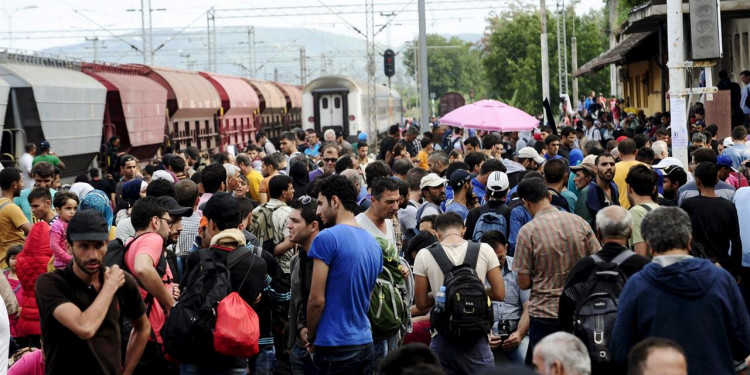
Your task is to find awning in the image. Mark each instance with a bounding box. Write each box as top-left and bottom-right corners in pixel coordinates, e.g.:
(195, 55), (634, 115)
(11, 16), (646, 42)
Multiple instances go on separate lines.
(274, 83), (302, 109)
(200, 72), (259, 117)
(0, 63), (107, 156)
(134, 65), (221, 119)
(85, 70), (168, 148)
(0, 77), (8, 129)
(244, 79), (287, 110)
(574, 32), (654, 77)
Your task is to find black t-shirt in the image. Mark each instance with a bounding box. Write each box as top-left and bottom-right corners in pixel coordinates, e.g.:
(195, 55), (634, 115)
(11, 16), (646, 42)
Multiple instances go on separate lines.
(90, 178), (116, 201)
(378, 137), (397, 160)
(680, 195), (742, 277)
(36, 263), (145, 375)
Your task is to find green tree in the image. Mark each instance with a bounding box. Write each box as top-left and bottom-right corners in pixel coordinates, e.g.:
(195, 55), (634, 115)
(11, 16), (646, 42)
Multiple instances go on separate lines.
(403, 34), (488, 102)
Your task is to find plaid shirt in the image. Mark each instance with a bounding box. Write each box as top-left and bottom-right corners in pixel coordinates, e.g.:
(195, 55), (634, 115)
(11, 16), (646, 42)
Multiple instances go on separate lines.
(513, 206), (600, 319)
(177, 211), (201, 254)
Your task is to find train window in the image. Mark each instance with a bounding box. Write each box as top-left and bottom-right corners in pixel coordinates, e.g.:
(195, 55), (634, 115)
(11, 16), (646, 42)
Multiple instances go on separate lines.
(334, 97), (341, 109)
(322, 98), (329, 109)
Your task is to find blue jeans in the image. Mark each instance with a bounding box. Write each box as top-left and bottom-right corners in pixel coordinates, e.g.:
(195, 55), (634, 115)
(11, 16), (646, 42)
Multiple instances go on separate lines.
(373, 334), (400, 363)
(430, 334), (493, 375)
(309, 344), (375, 375)
(289, 344), (311, 375)
(252, 344), (276, 375)
(492, 336), (529, 365)
(180, 363), (246, 375)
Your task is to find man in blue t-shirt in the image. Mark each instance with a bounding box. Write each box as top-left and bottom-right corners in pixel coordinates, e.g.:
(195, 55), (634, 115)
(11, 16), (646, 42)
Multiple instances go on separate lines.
(307, 175), (382, 375)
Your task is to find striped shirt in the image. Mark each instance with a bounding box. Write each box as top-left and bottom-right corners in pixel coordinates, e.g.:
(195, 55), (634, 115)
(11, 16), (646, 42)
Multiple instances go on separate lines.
(513, 206), (600, 319)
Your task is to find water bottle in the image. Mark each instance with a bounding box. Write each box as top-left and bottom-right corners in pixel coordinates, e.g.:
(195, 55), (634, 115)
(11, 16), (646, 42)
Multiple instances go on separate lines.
(434, 286), (446, 313)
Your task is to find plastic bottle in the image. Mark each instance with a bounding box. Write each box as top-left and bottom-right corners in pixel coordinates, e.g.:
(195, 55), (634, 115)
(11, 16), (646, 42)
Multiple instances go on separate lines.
(434, 286), (446, 313)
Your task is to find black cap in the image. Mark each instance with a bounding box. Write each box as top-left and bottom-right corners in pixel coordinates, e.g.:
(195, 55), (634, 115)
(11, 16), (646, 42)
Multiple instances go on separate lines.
(67, 209), (109, 242)
(156, 196), (193, 217)
(200, 193), (240, 223)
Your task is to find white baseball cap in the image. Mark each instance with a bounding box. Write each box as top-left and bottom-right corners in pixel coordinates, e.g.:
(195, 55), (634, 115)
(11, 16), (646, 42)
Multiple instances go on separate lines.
(723, 137), (734, 148)
(517, 147), (545, 164)
(420, 173), (447, 190)
(486, 171), (509, 193)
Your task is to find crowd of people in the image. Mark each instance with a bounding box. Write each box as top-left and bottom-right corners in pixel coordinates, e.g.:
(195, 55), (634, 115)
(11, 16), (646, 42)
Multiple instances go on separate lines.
(0, 89), (750, 375)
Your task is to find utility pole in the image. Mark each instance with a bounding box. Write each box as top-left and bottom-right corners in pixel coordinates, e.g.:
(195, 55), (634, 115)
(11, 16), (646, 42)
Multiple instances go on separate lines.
(147, 1), (166, 65)
(206, 8), (216, 72)
(540, 0), (551, 123)
(366, 0), (377, 138)
(571, 36), (579, 111)
(418, 0), (429, 132)
(299, 46), (307, 85)
(609, 0), (618, 96)
(274, 68), (279, 82)
(85, 37), (100, 62)
(248, 27), (256, 77)
(380, 11), (397, 48)
(666, 0), (688, 167)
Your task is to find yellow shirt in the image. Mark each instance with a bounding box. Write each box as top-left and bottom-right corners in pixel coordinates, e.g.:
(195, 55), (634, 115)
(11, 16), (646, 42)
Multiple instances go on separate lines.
(0, 198), (29, 264)
(417, 149), (430, 170)
(613, 160), (645, 209)
(246, 170), (264, 202)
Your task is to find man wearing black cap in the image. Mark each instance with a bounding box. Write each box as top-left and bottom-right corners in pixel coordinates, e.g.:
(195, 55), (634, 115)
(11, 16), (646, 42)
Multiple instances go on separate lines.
(181, 193), (269, 374)
(32, 140), (65, 170)
(445, 169), (473, 221)
(336, 130), (354, 156)
(661, 165), (687, 206)
(36, 210), (149, 375)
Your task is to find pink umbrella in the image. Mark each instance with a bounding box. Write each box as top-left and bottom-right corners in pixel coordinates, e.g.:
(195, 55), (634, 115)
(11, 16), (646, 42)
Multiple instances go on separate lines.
(439, 99), (539, 132)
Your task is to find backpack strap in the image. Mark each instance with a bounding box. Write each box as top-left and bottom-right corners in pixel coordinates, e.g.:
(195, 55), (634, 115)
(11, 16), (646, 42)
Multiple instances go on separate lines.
(426, 243), (456, 276)
(639, 203), (653, 212)
(227, 246), (254, 269)
(236, 250), (258, 292)
(590, 254), (604, 263)
(0, 200), (13, 212)
(463, 241), (481, 269)
(610, 249), (636, 266)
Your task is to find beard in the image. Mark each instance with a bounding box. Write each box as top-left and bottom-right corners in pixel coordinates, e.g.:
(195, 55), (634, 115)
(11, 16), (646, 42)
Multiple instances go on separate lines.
(74, 256), (101, 275)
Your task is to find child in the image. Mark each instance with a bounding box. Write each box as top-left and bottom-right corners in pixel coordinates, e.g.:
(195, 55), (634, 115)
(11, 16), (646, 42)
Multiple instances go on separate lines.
(417, 137), (433, 170)
(4, 244), (23, 338)
(247, 144), (263, 172)
(49, 192), (79, 270)
(235, 175), (250, 199)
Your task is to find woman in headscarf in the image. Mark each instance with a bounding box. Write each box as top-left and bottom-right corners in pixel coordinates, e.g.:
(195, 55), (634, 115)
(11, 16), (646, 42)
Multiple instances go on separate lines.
(79, 190), (116, 240)
(289, 160), (310, 200)
(115, 179), (147, 226)
(68, 182), (94, 201)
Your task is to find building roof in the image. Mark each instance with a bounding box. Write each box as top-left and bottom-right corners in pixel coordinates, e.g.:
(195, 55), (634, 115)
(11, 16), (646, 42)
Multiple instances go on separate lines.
(574, 32), (654, 77)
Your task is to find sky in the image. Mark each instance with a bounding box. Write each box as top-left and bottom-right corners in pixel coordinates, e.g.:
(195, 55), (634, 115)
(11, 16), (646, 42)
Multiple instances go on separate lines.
(0, 0), (606, 53)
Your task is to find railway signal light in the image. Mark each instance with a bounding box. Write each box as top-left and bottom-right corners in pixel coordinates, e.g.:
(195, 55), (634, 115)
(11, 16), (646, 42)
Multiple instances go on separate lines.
(384, 49), (395, 78)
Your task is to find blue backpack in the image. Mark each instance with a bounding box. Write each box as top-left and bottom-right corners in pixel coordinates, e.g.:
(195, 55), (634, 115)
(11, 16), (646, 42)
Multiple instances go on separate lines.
(472, 205), (508, 241)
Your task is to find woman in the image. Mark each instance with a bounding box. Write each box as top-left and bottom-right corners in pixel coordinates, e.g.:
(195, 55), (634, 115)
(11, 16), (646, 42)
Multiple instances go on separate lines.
(290, 161), (310, 200)
(115, 179), (147, 226)
(80, 190), (116, 240)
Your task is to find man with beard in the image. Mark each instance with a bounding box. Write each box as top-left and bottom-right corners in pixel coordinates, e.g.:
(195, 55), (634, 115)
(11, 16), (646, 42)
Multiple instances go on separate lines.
(0, 168), (31, 261)
(416, 173), (446, 223)
(36, 209), (150, 374)
(307, 175), (382, 374)
(661, 165), (687, 206)
(309, 143), (340, 182)
(574, 153), (619, 229)
(116, 154), (139, 202)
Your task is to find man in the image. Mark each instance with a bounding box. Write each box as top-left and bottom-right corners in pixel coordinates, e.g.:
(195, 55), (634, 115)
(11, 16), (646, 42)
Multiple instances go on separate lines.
(257, 130), (277, 156)
(625, 165), (660, 256)
(0, 168), (31, 263)
(89, 168), (116, 206)
(184, 146), (207, 174)
(482, 230), (529, 365)
(482, 133), (504, 160)
(465, 171), (511, 240)
(569, 155), (596, 197)
(516, 147), (545, 172)
(237, 153), (263, 202)
(309, 143), (339, 182)
(379, 124), (400, 161)
(259, 154), (281, 204)
(574, 153), (619, 229)
(723, 126), (750, 170)
(15, 161), (57, 223)
(175, 180), (201, 255)
(532, 332), (591, 375)
(336, 130), (354, 156)
(36, 210), (150, 375)
(400, 167), (428, 243)
(19, 143), (35, 189)
(307, 175), (382, 374)
(181, 193), (269, 374)
(197, 164), (227, 214)
(445, 169), (473, 221)
(661, 165), (687, 206)
(28, 187), (55, 224)
(427, 150), (449, 177)
(463, 136), (481, 154)
(304, 130), (322, 158)
(287, 196), (321, 374)
(652, 140), (685, 172)
(544, 135), (562, 160)
(168, 156), (188, 181)
(391, 159), (412, 181)
(223, 163), (241, 193)
(627, 338), (688, 375)
(413, 213), (504, 374)
(116, 155), (139, 201)
(559, 126), (576, 160)
(741, 70), (750, 125)
(416, 173), (446, 223)
(677, 148), (735, 205)
(280, 131), (303, 172)
(397, 126), (420, 159)
(544, 159), (573, 211)
(513, 177), (600, 354)
(610, 207), (750, 375)
(680, 162), (742, 279)
(253, 175), (295, 274)
(717, 154), (749, 189)
(357, 142), (373, 177)
(612, 139), (643, 209)
(32, 140), (66, 170)
(582, 116), (601, 143)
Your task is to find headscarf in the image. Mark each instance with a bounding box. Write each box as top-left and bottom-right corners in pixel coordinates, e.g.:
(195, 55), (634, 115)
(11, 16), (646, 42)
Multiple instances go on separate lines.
(290, 161), (310, 199)
(122, 179), (146, 204)
(152, 170), (176, 184)
(80, 189), (114, 230)
(569, 148), (584, 167)
(69, 182), (94, 201)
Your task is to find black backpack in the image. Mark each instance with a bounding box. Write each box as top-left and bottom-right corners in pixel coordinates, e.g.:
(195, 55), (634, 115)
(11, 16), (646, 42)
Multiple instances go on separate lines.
(570, 250), (634, 364)
(428, 242), (493, 345)
(161, 247), (257, 361)
(103, 236), (171, 284)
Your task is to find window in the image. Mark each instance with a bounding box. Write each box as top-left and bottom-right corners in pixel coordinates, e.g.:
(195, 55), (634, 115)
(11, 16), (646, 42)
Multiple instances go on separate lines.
(322, 97), (329, 109)
(334, 97), (341, 108)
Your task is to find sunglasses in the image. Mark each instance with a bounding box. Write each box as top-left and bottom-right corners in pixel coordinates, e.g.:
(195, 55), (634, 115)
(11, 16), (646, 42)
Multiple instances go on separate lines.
(323, 158), (337, 163)
(298, 195), (313, 205)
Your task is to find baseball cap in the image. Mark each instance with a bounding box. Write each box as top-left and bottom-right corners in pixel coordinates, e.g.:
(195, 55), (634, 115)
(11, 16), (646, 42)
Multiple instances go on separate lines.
(724, 137), (734, 148)
(67, 209), (109, 242)
(570, 154), (597, 176)
(200, 193), (240, 223)
(420, 173), (446, 190)
(449, 169), (471, 189)
(616, 136), (628, 143)
(156, 196), (193, 217)
(663, 165), (688, 185)
(517, 147), (545, 164)
(358, 132), (368, 142)
(486, 171), (509, 193)
(717, 155), (736, 171)
(40, 140), (51, 151)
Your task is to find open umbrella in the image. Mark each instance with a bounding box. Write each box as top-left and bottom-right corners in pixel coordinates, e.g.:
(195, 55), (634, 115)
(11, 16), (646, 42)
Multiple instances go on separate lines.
(439, 99), (539, 132)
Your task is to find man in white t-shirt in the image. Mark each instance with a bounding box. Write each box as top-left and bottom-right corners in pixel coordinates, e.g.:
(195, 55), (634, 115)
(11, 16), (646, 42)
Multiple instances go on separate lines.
(413, 212), (505, 375)
(19, 143), (35, 189)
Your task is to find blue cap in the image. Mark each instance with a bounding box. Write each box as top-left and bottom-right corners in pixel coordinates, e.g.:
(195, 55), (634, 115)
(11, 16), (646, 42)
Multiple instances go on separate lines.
(716, 155), (736, 171)
(40, 140), (51, 151)
(449, 169), (471, 189)
(358, 133), (368, 142)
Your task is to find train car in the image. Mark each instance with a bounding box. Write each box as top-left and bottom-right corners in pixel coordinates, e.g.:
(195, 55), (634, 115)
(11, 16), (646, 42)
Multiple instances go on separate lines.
(200, 72), (260, 150)
(245, 79), (288, 139)
(0, 53), (107, 177)
(0, 77), (9, 163)
(82, 63), (168, 161)
(273, 82), (303, 130)
(439, 92), (465, 117)
(130, 65), (221, 152)
(302, 75), (402, 143)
